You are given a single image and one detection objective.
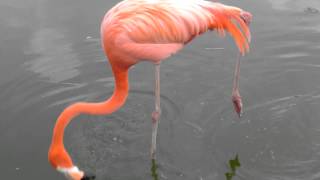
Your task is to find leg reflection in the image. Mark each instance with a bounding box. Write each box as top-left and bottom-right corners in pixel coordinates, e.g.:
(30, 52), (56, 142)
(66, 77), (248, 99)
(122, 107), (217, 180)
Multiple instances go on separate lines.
(151, 159), (159, 180)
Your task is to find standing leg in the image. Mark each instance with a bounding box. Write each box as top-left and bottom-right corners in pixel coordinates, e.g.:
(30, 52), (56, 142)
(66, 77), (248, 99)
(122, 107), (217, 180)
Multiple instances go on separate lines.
(151, 63), (161, 160)
(232, 53), (243, 118)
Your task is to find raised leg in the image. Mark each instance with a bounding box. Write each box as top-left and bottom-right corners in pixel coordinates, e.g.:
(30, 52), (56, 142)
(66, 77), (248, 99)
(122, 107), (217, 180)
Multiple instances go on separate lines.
(232, 53), (243, 118)
(151, 63), (161, 159)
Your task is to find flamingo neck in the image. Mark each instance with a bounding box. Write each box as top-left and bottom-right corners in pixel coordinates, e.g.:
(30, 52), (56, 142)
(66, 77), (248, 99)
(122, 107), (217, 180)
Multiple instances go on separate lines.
(49, 65), (129, 168)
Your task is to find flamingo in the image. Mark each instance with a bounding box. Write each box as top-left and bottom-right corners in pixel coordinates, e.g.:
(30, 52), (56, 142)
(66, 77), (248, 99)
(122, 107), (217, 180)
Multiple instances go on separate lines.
(48, 0), (252, 179)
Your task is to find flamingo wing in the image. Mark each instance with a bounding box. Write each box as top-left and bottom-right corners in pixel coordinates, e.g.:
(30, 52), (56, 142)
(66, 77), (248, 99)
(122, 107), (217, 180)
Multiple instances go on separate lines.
(102, 0), (251, 62)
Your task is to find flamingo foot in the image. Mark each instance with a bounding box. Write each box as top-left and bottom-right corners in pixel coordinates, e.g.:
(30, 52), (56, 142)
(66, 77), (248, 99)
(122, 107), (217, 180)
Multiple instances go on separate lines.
(151, 110), (161, 159)
(232, 93), (243, 118)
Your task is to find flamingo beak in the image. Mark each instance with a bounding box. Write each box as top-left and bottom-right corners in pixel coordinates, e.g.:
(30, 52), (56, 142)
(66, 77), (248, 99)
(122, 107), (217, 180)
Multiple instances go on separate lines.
(232, 95), (243, 118)
(81, 173), (96, 180)
(57, 166), (95, 180)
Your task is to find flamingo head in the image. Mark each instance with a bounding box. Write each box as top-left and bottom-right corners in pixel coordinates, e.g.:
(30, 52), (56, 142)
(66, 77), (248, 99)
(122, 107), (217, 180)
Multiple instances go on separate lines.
(232, 93), (243, 118)
(240, 11), (252, 25)
(57, 166), (95, 180)
(48, 146), (96, 180)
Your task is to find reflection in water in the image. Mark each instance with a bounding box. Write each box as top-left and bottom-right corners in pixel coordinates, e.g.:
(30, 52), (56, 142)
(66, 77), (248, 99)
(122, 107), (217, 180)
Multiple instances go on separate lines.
(225, 155), (241, 180)
(151, 159), (159, 180)
(24, 28), (81, 83)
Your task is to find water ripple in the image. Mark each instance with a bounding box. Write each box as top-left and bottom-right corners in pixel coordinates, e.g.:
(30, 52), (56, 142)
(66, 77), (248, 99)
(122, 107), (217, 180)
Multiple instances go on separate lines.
(24, 28), (82, 83)
(208, 91), (320, 180)
(63, 89), (181, 179)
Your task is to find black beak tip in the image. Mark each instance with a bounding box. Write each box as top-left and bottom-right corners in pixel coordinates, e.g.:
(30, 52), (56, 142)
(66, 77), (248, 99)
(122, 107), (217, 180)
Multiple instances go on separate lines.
(81, 172), (96, 180)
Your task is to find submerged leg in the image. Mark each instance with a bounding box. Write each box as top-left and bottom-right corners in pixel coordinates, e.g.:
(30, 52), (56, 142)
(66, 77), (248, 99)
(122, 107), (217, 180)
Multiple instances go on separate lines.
(232, 53), (243, 118)
(151, 63), (161, 159)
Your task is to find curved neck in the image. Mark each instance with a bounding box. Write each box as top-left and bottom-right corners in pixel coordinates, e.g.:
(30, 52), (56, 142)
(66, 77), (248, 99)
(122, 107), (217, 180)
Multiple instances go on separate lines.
(49, 65), (129, 168)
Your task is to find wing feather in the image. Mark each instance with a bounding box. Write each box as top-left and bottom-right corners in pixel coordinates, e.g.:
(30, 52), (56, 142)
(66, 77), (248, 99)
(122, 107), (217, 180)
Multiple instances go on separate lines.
(102, 0), (252, 58)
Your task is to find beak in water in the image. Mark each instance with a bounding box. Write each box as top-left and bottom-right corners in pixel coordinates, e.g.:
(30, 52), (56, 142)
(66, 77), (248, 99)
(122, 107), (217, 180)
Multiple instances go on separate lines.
(232, 94), (243, 118)
(81, 173), (96, 180)
(57, 166), (95, 180)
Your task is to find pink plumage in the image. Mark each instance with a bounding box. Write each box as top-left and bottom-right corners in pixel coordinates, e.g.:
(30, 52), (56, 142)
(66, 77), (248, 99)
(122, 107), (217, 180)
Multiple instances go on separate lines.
(48, 1), (252, 179)
(101, 0), (251, 65)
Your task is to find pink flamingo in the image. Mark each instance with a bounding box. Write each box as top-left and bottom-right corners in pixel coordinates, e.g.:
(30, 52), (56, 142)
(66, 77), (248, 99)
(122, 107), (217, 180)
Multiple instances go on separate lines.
(48, 0), (252, 179)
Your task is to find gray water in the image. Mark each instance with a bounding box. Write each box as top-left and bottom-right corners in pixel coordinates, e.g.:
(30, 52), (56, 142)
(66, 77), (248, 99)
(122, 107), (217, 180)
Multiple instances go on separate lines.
(1, 0), (320, 179)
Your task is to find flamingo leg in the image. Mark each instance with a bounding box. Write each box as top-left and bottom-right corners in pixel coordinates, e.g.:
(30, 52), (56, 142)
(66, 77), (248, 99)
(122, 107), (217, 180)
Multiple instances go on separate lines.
(151, 63), (161, 159)
(232, 53), (243, 117)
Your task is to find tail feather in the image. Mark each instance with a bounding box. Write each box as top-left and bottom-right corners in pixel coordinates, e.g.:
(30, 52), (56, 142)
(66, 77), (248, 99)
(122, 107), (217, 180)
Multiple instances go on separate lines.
(205, 3), (251, 55)
(225, 19), (248, 55)
(231, 14), (251, 43)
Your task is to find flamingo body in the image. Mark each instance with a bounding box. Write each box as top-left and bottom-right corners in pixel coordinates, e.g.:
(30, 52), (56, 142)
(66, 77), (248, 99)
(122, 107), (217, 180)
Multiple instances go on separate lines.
(48, 1), (252, 179)
(102, 0), (250, 65)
